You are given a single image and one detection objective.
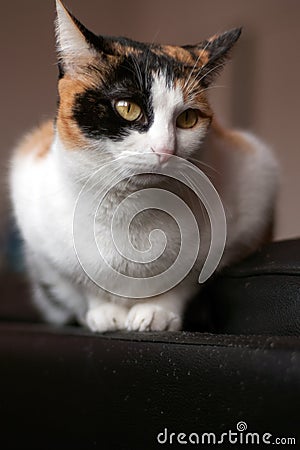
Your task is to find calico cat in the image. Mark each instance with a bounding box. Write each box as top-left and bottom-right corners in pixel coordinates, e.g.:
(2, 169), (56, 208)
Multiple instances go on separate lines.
(10, 0), (278, 332)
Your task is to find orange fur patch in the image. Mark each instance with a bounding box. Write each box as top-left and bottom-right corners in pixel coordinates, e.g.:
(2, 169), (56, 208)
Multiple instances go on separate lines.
(57, 76), (92, 150)
(195, 49), (210, 66)
(16, 120), (54, 159)
(160, 45), (195, 65)
(212, 119), (255, 153)
(111, 42), (142, 57)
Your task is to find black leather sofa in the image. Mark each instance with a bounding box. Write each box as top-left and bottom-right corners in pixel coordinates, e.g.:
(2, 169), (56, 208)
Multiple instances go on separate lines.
(0, 239), (299, 449)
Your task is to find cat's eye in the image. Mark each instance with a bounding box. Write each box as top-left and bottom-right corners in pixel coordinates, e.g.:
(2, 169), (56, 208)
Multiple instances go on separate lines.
(115, 100), (142, 122)
(176, 109), (199, 129)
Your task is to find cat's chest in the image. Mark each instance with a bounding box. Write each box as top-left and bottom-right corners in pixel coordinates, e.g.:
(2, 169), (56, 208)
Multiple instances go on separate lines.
(95, 209), (181, 268)
(70, 183), (208, 282)
(83, 203), (198, 282)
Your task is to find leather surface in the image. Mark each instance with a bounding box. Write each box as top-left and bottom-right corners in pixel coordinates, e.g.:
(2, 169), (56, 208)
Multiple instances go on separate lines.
(209, 275), (300, 335)
(0, 324), (299, 449)
(1, 240), (300, 448)
(185, 239), (300, 335)
(221, 238), (300, 276)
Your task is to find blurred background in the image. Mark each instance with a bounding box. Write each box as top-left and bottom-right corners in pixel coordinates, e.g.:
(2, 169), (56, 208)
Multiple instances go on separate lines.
(1, 0), (300, 272)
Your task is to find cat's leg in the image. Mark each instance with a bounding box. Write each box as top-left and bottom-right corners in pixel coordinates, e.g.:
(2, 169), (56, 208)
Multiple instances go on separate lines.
(126, 286), (190, 332)
(28, 250), (128, 332)
(32, 277), (81, 325)
(84, 294), (129, 333)
(26, 250), (86, 325)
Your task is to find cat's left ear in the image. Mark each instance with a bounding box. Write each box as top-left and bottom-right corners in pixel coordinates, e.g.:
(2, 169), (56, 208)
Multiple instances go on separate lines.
(55, 0), (98, 73)
(184, 28), (242, 85)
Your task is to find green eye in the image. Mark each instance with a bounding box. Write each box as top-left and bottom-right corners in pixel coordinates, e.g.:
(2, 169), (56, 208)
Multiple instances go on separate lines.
(176, 109), (199, 129)
(115, 100), (142, 122)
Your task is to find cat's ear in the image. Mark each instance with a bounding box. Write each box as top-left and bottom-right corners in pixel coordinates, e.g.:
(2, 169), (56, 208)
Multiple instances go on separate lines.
(55, 0), (98, 73)
(185, 28), (242, 85)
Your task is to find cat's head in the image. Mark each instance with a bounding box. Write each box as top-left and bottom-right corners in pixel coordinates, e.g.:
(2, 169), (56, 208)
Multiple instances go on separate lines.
(55, 0), (241, 179)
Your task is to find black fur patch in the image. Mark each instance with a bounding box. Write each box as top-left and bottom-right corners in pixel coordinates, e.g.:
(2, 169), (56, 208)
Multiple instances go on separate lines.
(73, 88), (153, 141)
(70, 30), (240, 141)
(73, 58), (154, 141)
(72, 46), (187, 142)
(193, 28), (242, 86)
(59, 8), (241, 141)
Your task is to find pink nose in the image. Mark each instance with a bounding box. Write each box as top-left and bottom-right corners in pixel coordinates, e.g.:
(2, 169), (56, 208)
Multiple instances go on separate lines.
(151, 148), (174, 164)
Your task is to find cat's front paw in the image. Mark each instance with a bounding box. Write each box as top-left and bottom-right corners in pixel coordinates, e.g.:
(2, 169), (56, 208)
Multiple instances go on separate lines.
(126, 304), (181, 332)
(86, 304), (128, 333)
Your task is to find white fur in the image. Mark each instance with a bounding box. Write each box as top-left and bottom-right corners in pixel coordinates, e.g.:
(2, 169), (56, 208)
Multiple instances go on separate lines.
(10, 69), (278, 333)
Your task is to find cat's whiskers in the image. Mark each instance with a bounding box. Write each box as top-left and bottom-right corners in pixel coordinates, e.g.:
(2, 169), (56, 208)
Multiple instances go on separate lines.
(118, 57), (144, 92)
(185, 84), (225, 105)
(129, 54), (144, 92)
(121, 174), (137, 193)
(197, 84), (226, 96)
(188, 156), (220, 177)
(186, 158), (235, 221)
(184, 70), (207, 100)
(144, 42), (160, 90)
(86, 65), (107, 88)
(185, 62), (225, 101)
(75, 163), (122, 198)
(118, 63), (142, 86)
(183, 39), (211, 91)
(179, 171), (210, 231)
(143, 30), (161, 88)
(197, 62), (225, 86)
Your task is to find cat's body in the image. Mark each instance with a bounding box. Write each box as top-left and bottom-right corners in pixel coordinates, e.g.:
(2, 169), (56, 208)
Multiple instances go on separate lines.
(10, 0), (278, 332)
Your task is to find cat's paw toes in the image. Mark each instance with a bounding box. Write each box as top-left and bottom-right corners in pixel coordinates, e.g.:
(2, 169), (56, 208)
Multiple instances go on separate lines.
(86, 304), (128, 333)
(126, 304), (181, 332)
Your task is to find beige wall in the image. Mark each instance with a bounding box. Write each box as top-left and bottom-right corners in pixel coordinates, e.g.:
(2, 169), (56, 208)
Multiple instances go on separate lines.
(1, 0), (300, 244)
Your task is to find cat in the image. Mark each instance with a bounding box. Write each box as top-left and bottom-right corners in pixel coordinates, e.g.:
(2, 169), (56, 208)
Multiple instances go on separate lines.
(9, 0), (278, 332)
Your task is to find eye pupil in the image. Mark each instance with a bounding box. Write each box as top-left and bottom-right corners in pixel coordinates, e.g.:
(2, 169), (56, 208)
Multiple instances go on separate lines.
(176, 109), (198, 129)
(115, 100), (142, 122)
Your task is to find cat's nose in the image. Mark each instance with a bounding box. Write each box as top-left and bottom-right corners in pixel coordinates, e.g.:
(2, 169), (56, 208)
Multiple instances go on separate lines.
(151, 147), (174, 164)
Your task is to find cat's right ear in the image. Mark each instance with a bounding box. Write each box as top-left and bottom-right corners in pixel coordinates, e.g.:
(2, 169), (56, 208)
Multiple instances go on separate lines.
(55, 0), (97, 74)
